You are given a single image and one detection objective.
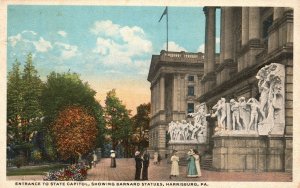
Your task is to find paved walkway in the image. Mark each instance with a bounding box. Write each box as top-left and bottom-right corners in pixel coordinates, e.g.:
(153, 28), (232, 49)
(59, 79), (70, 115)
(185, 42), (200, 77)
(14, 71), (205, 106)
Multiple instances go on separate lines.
(87, 158), (292, 182)
(7, 158), (292, 182)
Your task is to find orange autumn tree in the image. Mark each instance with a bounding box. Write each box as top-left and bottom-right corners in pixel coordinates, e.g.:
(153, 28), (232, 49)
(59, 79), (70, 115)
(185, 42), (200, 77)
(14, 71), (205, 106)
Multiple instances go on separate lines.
(52, 105), (98, 160)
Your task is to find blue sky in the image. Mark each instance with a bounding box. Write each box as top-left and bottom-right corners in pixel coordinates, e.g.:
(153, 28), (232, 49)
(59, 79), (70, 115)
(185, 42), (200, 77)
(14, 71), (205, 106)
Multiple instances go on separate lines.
(7, 5), (220, 114)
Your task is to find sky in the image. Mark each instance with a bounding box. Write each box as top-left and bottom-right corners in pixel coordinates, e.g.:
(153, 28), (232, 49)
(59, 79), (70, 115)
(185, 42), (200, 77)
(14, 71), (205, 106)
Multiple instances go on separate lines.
(7, 5), (220, 115)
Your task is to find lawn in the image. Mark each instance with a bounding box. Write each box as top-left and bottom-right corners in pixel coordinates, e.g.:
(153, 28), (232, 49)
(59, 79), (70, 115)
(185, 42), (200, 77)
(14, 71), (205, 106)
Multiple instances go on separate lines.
(7, 164), (68, 176)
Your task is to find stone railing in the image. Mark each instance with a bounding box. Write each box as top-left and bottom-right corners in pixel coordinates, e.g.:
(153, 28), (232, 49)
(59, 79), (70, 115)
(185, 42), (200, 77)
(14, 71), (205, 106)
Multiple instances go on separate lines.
(160, 50), (204, 63)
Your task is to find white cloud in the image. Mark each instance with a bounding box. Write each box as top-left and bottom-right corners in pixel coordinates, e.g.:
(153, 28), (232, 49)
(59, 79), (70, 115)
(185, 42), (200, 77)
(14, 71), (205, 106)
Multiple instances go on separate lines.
(8, 34), (22, 47)
(22, 30), (37, 35)
(55, 42), (79, 60)
(90, 20), (120, 37)
(91, 20), (153, 68)
(57, 30), (67, 37)
(197, 37), (220, 53)
(163, 41), (187, 52)
(197, 43), (205, 53)
(33, 37), (52, 52)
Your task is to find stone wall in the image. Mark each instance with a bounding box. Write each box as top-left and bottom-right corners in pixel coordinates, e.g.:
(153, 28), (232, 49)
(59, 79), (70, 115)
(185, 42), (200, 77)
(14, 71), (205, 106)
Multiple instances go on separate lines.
(212, 136), (288, 172)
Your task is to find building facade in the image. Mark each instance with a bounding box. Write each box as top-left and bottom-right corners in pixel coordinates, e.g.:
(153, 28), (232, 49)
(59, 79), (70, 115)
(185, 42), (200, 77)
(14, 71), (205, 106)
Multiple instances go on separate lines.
(147, 6), (293, 172)
(147, 51), (212, 157)
(200, 7), (293, 172)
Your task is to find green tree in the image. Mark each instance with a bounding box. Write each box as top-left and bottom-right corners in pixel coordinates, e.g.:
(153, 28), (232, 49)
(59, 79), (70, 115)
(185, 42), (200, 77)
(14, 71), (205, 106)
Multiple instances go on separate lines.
(21, 53), (44, 159)
(105, 89), (132, 156)
(131, 103), (150, 150)
(7, 53), (44, 160)
(7, 60), (23, 151)
(40, 71), (105, 160)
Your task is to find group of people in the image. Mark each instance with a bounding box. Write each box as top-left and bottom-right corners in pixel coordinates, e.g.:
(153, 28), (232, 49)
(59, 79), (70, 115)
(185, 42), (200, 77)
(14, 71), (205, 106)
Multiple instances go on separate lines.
(169, 149), (202, 178)
(134, 150), (150, 180)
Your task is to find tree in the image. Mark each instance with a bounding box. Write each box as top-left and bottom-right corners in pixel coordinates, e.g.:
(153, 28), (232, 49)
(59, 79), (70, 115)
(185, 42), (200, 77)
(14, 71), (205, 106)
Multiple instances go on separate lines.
(52, 105), (98, 161)
(7, 54), (44, 160)
(105, 89), (132, 156)
(40, 72), (105, 160)
(131, 103), (150, 150)
(7, 59), (24, 157)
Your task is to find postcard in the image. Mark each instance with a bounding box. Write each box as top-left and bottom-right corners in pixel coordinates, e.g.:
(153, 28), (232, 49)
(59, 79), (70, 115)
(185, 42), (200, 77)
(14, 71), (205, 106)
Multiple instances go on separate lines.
(1, 0), (299, 188)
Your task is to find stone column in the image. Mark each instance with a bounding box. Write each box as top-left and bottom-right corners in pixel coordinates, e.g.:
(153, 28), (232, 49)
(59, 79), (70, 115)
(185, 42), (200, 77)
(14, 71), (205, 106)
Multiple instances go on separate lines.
(160, 75), (165, 111)
(224, 7), (234, 60)
(241, 7), (249, 46)
(204, 7), (216, 73)
(151, 86), (154, 116)
(248, 7), (260, 40)
(220, 8), (225, 64)
(173, 74), (178, 111)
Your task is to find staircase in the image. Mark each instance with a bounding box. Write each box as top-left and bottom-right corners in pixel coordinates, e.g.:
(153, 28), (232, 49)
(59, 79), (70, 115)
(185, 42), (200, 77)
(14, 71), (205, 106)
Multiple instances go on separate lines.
(201, 155), (213, 170)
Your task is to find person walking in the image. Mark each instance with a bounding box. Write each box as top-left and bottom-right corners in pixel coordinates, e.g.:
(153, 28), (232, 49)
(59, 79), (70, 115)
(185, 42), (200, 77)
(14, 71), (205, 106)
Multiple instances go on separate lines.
(110, 150), (116, 168)
(193, 149), (201, 177)
(134, 151), (143, 180)
(142, 150), (150, 180)
(92, 151), (98, 168)
(157, 153), (162, 165)
(153, 151), (158, 165)
(187, 149), (197, 177)
(169, 150), (179, 179)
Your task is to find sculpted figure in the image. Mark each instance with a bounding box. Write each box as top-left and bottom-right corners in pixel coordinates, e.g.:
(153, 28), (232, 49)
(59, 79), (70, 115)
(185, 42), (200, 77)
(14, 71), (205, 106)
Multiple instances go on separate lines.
(247, 98), (260, 131)
(168, 121), (175, 141)
(230, 99), (242, 130)
(212, 98), (226, 131)
(238, 97), (250, 129)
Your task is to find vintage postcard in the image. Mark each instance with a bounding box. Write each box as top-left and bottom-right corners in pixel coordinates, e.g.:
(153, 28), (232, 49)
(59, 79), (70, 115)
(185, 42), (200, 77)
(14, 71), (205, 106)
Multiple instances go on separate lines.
(1, 0), (299, 187)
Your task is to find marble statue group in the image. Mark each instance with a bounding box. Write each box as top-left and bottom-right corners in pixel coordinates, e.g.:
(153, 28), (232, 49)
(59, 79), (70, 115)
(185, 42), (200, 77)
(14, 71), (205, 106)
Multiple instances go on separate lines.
(168, 103), (208, 143)
(167, 63), (285, 142)
(212, 63), (285, 136)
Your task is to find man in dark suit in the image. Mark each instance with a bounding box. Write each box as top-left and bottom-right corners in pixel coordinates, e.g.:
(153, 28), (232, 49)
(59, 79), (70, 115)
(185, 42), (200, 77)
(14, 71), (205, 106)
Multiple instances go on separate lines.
(135, 151), (143, 180)
(142, 150), (150, 180)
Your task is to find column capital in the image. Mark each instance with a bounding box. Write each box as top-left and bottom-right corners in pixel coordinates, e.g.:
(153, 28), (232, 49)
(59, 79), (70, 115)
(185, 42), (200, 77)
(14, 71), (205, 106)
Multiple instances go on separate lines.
(203, 6), (216, 16)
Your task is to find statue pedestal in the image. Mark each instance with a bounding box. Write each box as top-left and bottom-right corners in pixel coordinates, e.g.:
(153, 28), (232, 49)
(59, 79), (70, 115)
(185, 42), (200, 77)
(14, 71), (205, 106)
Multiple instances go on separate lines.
(212, 135), (286, 172)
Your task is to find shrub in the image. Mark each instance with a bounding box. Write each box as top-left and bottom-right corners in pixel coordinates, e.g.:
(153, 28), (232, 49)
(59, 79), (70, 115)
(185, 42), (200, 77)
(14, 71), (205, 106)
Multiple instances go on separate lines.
(13, 155), (26, 168)
(43, 164), (89, 181)
(32, 150), (42, 162)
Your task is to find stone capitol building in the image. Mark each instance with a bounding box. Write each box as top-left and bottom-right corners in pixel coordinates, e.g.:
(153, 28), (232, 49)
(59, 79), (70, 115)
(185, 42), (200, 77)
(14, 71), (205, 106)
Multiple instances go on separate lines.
(147, 7), (293, 172)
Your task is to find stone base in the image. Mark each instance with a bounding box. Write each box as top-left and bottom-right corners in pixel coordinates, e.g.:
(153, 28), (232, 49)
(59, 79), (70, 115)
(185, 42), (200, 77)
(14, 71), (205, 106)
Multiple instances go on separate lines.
(212, 135), (290, 172)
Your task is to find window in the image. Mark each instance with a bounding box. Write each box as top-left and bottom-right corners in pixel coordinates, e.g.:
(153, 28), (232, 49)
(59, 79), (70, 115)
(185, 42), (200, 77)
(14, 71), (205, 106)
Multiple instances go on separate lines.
(188, 75), (194, 82)
(187, 103), (194, 113)
(263, 15), (273, 39)
(188, 86), (195, 96)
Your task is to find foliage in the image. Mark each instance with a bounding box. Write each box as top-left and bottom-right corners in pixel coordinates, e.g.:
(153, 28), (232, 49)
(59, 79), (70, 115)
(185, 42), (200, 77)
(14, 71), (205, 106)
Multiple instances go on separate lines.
(7, 53), (44, 160)
(52, 106), (98, 160)
(40, 72), (105, 155)
(43, 164), (89, 181)
(104, 89), (132, 156)
(131, 103), (150, 150)
(13, 155), (26, 168)
(32, 150), (42, 162)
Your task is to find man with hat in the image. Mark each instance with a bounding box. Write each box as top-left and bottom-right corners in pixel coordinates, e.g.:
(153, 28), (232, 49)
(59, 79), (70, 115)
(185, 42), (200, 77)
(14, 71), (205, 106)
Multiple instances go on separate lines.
(134, 151), (143, 180)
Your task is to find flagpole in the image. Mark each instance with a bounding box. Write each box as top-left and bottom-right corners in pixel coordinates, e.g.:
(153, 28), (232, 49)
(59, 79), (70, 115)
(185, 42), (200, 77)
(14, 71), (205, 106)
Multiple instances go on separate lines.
(166, 6), (168, 52)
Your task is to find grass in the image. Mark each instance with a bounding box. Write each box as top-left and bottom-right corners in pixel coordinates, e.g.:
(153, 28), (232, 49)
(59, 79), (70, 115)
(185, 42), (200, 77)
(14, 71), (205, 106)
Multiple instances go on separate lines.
(7, 164), (68, 176)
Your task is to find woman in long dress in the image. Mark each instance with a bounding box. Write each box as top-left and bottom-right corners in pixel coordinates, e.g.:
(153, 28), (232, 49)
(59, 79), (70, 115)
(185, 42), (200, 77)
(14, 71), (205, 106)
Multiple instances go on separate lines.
(170, 150), (179, 179)
(193, 149), (201, 177)
(187, 149), (197, 177)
